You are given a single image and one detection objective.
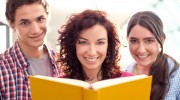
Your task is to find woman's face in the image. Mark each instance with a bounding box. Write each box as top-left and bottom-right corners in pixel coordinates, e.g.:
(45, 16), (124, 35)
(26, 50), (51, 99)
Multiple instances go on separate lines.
(127, 25), (161, 68)
(75, 24), (108, 73)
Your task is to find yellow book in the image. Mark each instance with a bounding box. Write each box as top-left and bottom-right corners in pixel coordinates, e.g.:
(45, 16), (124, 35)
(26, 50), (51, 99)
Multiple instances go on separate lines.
(30, 75), (152, 100)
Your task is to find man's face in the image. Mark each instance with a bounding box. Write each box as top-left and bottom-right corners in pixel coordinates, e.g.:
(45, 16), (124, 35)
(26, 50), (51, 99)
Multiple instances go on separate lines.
(11, 3), (48, 49)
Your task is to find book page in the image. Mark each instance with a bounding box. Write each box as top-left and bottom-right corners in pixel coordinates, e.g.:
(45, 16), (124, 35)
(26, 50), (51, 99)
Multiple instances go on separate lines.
(91, 75), (148, 90)
(32, 75), (90, 88)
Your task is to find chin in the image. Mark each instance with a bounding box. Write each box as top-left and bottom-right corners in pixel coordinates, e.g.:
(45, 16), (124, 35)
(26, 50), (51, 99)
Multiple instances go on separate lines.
(33, 42), (44, 48)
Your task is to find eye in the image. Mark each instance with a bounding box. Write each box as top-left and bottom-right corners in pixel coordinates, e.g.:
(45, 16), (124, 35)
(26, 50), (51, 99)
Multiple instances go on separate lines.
(20, 21), (29, 26)
(145, 39), (154, 44)
(77, 40), (88, 45)
(97, 41), (105, 45)
(129, 39), (137, 44)
(37, 17), (46, 22)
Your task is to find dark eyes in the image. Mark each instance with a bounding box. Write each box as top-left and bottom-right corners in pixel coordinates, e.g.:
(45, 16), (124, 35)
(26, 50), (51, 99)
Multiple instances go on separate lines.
(145, 39), (154, 43)
(129, 39), (137, 43)
(37, 17), (46, 22)
(77, 40), (87, 45)
(20, 21), (29, 25)
(77, 40), (105, 45)
(129, 39), (154, 44)
(97, 41), (105, 45)
(19, 17), (46, 26)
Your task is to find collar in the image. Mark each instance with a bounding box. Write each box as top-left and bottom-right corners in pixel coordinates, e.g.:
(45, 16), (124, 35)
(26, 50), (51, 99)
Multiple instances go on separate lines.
(13, 41), (56, 69)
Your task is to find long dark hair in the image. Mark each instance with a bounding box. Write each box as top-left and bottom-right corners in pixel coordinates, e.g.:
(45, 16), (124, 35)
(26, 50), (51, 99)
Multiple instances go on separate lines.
(58, 9), (121, 81)
(127, 11), (180, 100)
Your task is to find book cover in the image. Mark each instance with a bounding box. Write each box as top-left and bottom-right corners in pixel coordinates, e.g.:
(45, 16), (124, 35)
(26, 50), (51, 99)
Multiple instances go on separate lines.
(30, 75), (152, 100)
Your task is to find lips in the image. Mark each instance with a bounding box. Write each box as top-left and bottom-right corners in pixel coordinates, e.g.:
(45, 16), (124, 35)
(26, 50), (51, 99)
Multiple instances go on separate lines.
(85, 57), (98, 62)
(135, 54), (150, 60)
(138, 55), (148, 58)
(30, 33), (43, 38)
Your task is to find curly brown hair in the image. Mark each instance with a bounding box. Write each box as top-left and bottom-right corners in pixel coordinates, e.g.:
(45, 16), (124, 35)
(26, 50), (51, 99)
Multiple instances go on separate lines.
(58, 9), (122, 81)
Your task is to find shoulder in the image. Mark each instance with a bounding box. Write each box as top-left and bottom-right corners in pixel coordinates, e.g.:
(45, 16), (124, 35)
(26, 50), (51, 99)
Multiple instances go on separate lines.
(0, 47), (14, 75)
(169, 67), (180, 82)
(0, 46), (16, 67)
(0, 46), (14, 62)
(0, 42), (29, 71)
(43, 44), (59, 59)
(43, 44), (58, 55)
(122, 62), (136, 73)
(167, 57), (180, 76)
(166, 67), (180, 98)
(0, 41), (22, 61)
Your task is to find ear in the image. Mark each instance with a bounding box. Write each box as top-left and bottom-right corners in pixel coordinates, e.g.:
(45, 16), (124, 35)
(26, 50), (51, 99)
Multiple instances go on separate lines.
(162, 35), (166, 45)
(7, 19), (14, 28)
(126, 36), (129, 41)
(7, 19), (16, 32)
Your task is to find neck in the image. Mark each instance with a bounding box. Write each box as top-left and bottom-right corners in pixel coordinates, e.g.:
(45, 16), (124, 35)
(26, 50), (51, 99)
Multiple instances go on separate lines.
(83, 68), (102, 84)
(134, 65), (150, 75)
(18, 42), (45, 58)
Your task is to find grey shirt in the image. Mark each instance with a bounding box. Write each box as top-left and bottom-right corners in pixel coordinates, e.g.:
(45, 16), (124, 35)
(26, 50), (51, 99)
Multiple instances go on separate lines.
(27, 53), (53, 76)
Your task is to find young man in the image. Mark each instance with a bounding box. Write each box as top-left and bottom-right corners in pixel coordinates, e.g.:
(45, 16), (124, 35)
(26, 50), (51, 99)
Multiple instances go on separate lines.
(0, 0), (61, 99)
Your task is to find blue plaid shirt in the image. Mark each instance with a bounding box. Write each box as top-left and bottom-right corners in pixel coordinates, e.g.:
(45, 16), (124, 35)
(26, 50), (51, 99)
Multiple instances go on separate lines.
(0, 41), (61, 100)
(123, 58), (180, 100)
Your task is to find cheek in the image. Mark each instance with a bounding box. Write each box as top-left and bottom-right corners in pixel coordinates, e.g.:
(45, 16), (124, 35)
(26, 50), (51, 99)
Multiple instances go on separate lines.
(129, 45), (136, 53)
(14, 27), (22, 34)
(41, 23), (47, 30)
(100, 49), (107, 56)
(150, 43), (160, 54)
(76, 45), (86, 56)
(151, 47), (159, 56)
(17, 27), (30, 37)
(15, 29), (25, 38)
(99, 46), (108, 56)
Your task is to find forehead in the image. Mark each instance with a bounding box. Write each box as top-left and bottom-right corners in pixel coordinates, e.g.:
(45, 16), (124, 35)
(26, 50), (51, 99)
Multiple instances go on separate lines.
(129, 25), (155, 38)
(14, 3), (47, 22)
(79, 24), (108, 39)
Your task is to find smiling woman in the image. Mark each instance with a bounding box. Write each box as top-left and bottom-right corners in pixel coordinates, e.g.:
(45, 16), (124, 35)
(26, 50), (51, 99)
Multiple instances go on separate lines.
(57, 9), (133, 84)
(124, 11), (180, 100)
(75, 24), (108, 74)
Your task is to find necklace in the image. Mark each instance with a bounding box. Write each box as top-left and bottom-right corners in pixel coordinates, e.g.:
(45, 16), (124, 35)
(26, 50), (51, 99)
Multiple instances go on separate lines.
(87, 77), (94, 81)
(134, 66), (149, 75)
(134, 67), (138, 75)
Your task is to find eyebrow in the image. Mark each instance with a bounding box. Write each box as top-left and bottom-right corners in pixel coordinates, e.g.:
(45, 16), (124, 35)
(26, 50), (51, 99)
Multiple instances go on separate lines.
(129, 37), (156, 40)
(78, 37), (107, 41)
(37, 15), (45, 19)
(19, 15), (45, 22)
(144, 37), (156, 40)
(19, 19), (29, 22)
(129, 37), (137, 39)
(78, 37), (87, 40)
(97, 38), (107, 41)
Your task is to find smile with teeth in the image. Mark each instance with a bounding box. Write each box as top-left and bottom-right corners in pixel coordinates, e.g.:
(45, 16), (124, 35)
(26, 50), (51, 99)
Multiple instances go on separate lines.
(137, 55), (148, 58)
(85, 57), (98, 62)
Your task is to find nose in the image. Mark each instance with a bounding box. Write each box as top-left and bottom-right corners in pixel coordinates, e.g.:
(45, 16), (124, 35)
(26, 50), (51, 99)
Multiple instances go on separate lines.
(30, 22), (40, 34)
(136, 43), (146, 54)
(87, 44), (97, 56)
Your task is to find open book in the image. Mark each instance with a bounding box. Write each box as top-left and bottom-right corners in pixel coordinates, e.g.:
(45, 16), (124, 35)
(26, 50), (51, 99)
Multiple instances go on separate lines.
(30, 75), (152, 100)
